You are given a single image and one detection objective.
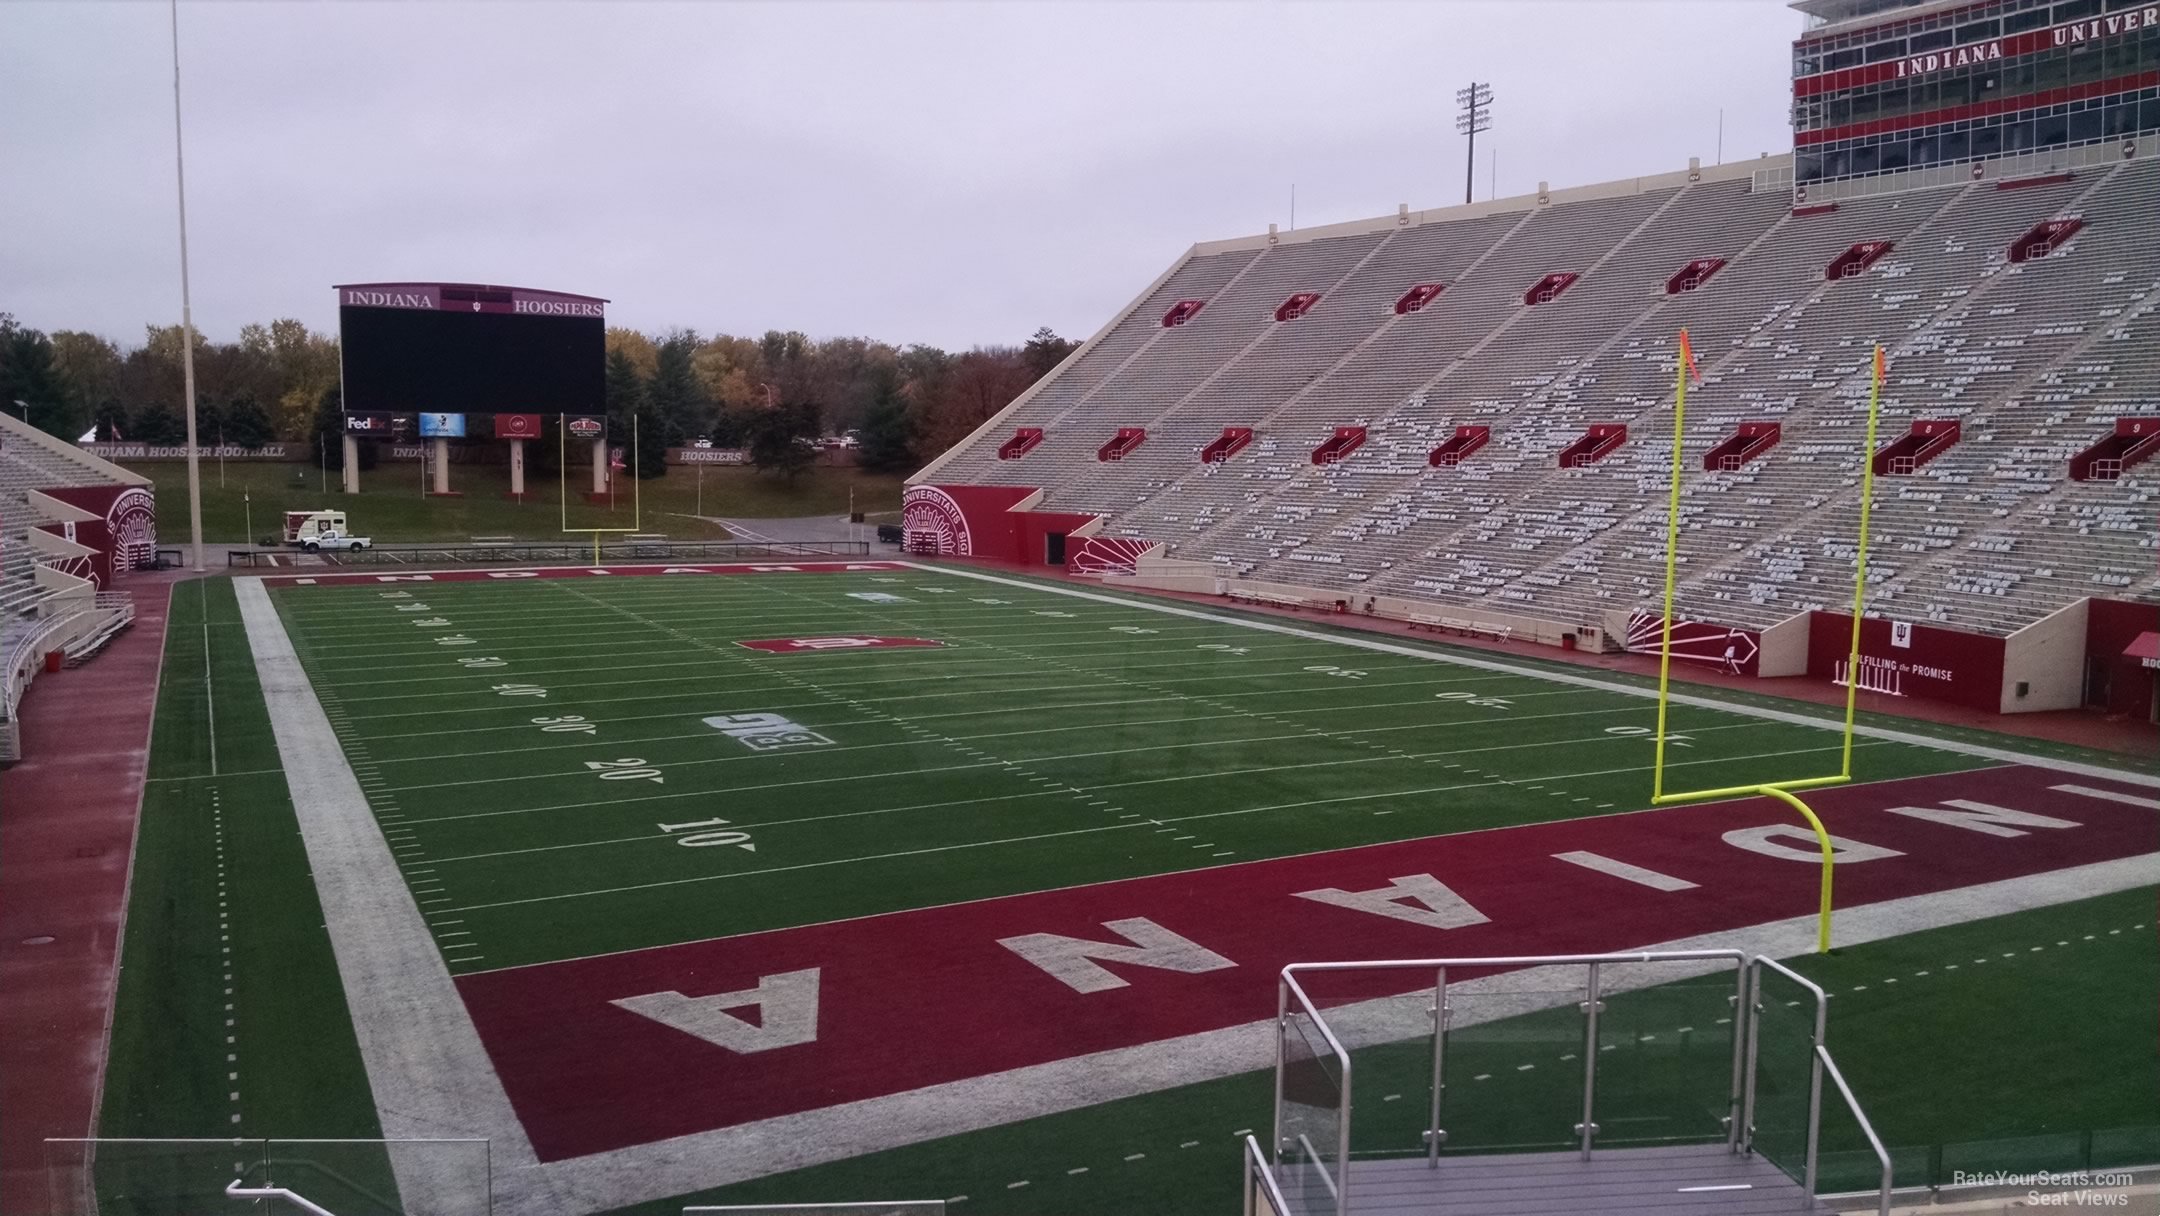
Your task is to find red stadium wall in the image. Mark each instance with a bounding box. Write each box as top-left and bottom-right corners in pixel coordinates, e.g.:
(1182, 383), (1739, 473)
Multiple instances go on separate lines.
(32, 520), (114, 588)
(1806, 611), (2005, 711)
(2086, 598), (2160, 718)
(41, 485), (156, 580)
(901, 485), (1110, 567)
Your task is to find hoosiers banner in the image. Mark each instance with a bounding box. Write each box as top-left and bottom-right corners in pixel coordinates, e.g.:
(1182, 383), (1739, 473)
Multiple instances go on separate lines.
(494, 413), (542, 440)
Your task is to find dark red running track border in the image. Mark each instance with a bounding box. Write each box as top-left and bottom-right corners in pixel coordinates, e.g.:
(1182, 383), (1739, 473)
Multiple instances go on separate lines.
(0, 574), (179, 1213)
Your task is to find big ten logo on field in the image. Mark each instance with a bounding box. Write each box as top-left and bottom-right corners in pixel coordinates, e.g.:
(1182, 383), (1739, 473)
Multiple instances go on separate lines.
(703, 712), (836, 752)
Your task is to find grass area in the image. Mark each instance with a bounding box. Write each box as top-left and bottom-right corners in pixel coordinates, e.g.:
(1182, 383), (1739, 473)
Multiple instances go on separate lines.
(124, 459), (905, 545)
(268, 568), (1984, 971)
(653, 886), (2160, 1214)
(97, 578), (390, 1213)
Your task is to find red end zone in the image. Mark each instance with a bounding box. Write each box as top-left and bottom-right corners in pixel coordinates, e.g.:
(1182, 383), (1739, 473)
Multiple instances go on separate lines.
(259, 562), (909, 588)
(456, 765), (2159, 1162)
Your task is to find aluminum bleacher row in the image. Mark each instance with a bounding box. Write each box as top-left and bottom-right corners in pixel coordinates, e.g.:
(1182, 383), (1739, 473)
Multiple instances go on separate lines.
(921, 154), (2160, 639)
(0, 417), (146, 762)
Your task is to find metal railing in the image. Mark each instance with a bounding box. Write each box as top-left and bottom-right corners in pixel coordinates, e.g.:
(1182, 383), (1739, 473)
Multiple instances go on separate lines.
(1244, 1134), (1294, 1216)
(1, 604), (86, 718)
(43, 1136), (490, 1216)
(229, 538), (871, 567)
(1266, 951), (1893, 1216)
(1816, 1046), (1892, 1216)
(227, 1180), (340, 1216)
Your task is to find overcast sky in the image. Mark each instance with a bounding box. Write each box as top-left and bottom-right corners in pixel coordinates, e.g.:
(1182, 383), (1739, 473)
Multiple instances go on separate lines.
(2, 0), (1803, 352)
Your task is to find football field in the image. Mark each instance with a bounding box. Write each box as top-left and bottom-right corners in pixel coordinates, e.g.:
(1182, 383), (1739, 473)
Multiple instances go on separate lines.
(270, 561), (1987, 972)
(238, 559), (2160, 1205)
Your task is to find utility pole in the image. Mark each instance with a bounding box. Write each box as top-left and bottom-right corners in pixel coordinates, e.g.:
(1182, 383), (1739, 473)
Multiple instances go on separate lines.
(1455, 82), (1494, 207)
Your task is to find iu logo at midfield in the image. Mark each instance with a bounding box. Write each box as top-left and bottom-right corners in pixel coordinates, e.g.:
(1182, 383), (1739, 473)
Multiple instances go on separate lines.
(735, 636), (946, 653)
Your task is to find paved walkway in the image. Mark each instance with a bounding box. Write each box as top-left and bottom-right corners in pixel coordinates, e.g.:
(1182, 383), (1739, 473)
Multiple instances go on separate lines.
(0, 573), (181, 1213)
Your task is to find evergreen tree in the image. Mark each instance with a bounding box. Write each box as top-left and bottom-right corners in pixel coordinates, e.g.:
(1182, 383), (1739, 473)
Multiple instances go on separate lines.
(1021, 326), (1078, 381)
(131, 400), (186, 445)
(92, 399), (128, 441)
(746, 401), (818, 479)
(603, 348), (643, 438)
(855, 372), (916, 473)
(224, 394), (275, 449)
(0, 315), (71, 437)
(644, 331), (704, 447)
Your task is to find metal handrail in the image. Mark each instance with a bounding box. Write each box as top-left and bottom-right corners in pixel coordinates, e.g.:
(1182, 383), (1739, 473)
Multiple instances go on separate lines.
(226, 1180), (339, 1216)
(1243, 1134), (1294, 1216)
(1750, 956), (1831, 1194)
(1, 607), (85, 717)
(1282, 949), (1748, 979)
(1277, 972), (1354, 1215)
(1814, 1046), (1892, 1216)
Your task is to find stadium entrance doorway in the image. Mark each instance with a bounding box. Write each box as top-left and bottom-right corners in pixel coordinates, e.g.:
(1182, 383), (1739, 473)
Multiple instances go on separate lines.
(1045, 531), (1067, 564)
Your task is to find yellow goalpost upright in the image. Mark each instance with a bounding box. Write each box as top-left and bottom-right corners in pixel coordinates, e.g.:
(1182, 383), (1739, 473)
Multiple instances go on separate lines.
(559, 413), (643, 564)
(1649, 332), (1886, 953)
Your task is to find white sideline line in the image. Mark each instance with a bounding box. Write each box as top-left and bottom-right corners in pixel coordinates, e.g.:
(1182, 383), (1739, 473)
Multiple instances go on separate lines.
(897, 563), (2160, 791)
(201, 579), (218, 777)
(230, 579), (558, 1214)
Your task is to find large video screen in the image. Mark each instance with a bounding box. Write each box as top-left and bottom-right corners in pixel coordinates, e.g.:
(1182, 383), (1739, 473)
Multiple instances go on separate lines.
(339, 307), (604, 416)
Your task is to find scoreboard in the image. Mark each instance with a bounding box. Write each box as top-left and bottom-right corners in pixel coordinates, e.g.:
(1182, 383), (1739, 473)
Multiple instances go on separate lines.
(336, 282), (607, 421)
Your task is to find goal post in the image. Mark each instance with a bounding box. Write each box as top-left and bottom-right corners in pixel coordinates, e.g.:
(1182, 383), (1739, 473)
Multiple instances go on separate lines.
(559, 412), (643, 563)
(1649, 332), (1886, 953)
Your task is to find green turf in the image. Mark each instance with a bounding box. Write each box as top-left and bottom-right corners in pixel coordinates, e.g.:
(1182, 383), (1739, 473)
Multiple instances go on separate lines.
(123, 459), (904, 544)
(97, 578), (392, 1213)
(104, 567), (2151, 1216)
(639, 886), (2160, 1215)
(267, 568), (1986, 973)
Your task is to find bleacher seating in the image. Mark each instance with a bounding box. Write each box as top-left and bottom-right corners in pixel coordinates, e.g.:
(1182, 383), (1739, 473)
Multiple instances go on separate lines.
(921, 157), (2160, 638)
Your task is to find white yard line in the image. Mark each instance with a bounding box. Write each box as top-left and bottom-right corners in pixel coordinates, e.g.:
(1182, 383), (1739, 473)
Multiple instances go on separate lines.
(231, 579), (567, 1215)
(900, 563), (2160, 790)
(433, 738), (1890, 910)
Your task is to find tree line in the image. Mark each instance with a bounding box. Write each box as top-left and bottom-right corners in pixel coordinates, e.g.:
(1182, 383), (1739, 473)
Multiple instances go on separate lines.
(0, 312), (1079, 477)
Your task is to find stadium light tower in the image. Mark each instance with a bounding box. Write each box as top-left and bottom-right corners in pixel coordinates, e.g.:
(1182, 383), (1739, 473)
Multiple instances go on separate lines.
(1455, 82), (1494, 207)
(168, 0), (206, 573)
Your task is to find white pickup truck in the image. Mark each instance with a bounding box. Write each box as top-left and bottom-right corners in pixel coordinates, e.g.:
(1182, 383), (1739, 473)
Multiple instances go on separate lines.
(302, 528), (372, 553)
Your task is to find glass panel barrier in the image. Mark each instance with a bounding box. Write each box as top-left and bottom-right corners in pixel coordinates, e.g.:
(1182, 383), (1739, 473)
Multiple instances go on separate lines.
(1592, 961), (1743, 1150)
(1434, 966), (1586, 1155)
(1277, 1004), (1344, 1216)
(1747, 964), (1822, 1186)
